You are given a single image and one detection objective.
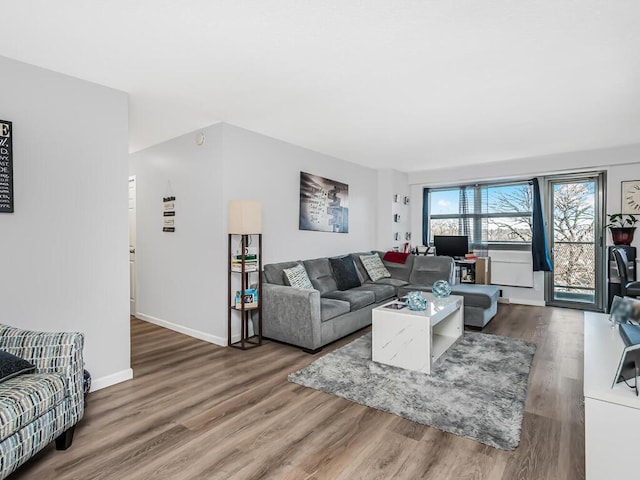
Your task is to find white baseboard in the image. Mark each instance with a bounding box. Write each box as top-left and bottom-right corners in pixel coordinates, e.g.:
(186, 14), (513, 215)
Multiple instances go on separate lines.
(500, 297), (546, 307)
(136, 312), (232, 346)
(90, 368), (133, 392)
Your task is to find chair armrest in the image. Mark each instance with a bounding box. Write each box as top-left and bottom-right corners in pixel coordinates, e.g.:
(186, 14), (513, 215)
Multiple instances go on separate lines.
(0, 324), (85, 414)
(261, 283), (322, 350)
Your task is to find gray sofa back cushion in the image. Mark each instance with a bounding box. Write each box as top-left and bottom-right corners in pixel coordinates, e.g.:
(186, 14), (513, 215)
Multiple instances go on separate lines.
(374, 251), (415, 282)
(409, 255), (455, 285)
(303, 258), (338, 294)
(264, 261), (302, 285)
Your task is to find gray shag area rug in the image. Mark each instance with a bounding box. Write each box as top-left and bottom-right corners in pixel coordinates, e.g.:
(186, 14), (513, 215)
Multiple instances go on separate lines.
(288, 332), (536, 450)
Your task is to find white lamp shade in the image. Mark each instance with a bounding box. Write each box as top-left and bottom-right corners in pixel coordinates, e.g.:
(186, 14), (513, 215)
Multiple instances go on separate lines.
(228, 200), (262, 234)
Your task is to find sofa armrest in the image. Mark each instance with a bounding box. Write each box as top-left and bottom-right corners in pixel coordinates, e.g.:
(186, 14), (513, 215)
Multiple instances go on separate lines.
(0, 324), (85, 416)
(261, 283), (322, 350)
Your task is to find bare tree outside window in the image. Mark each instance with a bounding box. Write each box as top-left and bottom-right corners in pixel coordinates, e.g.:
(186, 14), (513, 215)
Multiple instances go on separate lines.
(487, 185), (533, 242)
(551, 183), (595, 296)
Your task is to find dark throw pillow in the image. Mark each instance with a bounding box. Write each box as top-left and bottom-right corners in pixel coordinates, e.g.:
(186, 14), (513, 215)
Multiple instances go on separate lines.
(0, 350), (36, 383)
(329, 256), (362, 291)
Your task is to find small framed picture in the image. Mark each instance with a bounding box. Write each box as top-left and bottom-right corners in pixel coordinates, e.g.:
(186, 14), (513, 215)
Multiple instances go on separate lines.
(393, 194), (400, 203)
(405, 232), (411, 241)
(403, 196), (410, 205)
(393, 214), (400, 222)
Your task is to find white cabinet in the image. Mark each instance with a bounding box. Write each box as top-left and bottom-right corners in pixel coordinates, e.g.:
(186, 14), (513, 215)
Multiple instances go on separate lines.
(583, 312), (640, 480)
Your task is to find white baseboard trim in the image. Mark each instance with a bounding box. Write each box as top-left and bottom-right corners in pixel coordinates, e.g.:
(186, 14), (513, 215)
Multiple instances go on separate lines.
(502, 298), (546, 307)
(136, 312), (231, 346)
(90, 368), (133, 392)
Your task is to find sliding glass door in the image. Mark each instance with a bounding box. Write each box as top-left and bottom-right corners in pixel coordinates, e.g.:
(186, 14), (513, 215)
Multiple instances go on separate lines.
(545, 173), (605, 310)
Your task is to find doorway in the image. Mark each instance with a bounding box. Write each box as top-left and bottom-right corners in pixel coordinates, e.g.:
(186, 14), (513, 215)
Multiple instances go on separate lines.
(129, 176), (136, 315)
(545, 173), (605, 311)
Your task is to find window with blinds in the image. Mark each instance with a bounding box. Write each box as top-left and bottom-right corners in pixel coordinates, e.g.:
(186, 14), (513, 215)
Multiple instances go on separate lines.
(426, 181), (533, 250)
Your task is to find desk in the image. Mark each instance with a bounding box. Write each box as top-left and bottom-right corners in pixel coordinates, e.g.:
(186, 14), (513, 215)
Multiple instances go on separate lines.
(583, 312), (640, 480)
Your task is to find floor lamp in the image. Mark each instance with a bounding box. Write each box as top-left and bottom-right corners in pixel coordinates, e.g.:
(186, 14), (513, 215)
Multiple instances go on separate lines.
(228, 200), (263, 349)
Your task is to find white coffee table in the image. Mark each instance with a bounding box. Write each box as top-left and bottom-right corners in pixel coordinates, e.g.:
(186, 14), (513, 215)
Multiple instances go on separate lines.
(372, 294), (464, 374)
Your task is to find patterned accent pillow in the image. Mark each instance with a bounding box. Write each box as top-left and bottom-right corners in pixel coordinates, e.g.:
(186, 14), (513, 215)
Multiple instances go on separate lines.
(360, 254), (391, 282)
(283, 264), (314, 289)
(0, 350), (36, 383)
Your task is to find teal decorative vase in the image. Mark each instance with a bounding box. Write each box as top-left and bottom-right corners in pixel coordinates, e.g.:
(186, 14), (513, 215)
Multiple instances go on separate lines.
(406, 291), (427, 311)
(432, 280), (451, 298)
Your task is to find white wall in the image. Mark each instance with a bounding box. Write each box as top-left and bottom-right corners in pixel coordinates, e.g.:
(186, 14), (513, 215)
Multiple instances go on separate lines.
(606, 162), (640, 252)
(0, 56), (131, 389)
(129, 124), (225, 344)
(408, 144), (640, 306)
(221, 124), (378, 263)
(376, 169), (410, 251)
(130, 123), (379, 345)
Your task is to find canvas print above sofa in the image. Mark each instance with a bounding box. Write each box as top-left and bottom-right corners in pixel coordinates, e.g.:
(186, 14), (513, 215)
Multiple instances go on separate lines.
(299, 171), (349, 233)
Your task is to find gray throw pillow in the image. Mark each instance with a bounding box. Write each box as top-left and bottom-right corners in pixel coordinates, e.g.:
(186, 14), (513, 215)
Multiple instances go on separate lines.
(329, 256), (361, 291)
(0, 350), (36, 383)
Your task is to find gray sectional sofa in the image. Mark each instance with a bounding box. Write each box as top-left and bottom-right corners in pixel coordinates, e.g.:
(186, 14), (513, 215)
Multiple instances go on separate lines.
(261, 251), (500, 352)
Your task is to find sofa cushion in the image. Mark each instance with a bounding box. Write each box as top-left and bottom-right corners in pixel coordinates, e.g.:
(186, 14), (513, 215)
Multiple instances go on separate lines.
(360, 254), (391, 282)
(0, 373), (66, 442)
(409, 256), (455, 286)
(329, 256), (361, 290)
(303, 258), (338, 294)
(283, 264), (314, 289)
(371, 278), (409, 288)
(375, 251), (415, 282)
(320, 298), (351, 322)
(450, 284), (500, 309)
(323, 290), (375, 311)
(352, 284), (395, 302)
(264, 261), (301, 285)
(0, 351), (35, 383)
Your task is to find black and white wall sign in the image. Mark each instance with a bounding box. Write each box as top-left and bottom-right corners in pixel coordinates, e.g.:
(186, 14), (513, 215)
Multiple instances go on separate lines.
(0, 120), (13, 213)
(163, 196), (175, 232)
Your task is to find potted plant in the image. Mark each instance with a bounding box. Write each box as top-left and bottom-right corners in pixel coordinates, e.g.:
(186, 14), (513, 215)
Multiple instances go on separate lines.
(606, 213), (638, 245)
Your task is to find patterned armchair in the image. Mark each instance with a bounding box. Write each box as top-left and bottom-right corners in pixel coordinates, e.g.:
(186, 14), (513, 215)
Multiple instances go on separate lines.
(0, 324), (85, 479)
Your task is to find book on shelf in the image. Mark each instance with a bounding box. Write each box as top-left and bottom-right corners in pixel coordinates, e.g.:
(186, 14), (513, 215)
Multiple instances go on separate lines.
(231, 258), (258, 269)
(233, 254), (258, 261)
(235, 302), (258, 309)
(231, 262), (258, 270)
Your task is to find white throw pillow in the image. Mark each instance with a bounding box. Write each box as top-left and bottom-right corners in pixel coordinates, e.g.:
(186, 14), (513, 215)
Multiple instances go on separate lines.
(360, 254), (391, 282)
(283, 264), (314, 289)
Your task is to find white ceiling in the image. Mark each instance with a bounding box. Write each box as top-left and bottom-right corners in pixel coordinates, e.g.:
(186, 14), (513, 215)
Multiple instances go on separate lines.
(0, 1), (639, 172)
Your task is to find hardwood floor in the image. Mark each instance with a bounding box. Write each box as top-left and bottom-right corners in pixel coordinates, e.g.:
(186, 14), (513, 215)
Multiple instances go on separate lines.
(11, 304), (585, 479)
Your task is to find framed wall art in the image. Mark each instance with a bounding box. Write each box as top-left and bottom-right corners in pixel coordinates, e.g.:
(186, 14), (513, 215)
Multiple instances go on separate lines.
(299, 172), (349, 233)
(621, 180), (640, 214)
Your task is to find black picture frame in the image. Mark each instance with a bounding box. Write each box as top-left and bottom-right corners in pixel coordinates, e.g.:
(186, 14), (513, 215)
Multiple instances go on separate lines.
(0, 119), (13, 213)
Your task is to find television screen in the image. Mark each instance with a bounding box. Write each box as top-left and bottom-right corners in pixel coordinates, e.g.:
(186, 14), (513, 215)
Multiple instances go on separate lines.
(433, 235), (469, 259)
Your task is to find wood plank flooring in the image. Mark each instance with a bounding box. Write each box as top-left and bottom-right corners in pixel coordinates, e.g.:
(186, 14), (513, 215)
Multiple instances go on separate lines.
(11, 304), (585, 480)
